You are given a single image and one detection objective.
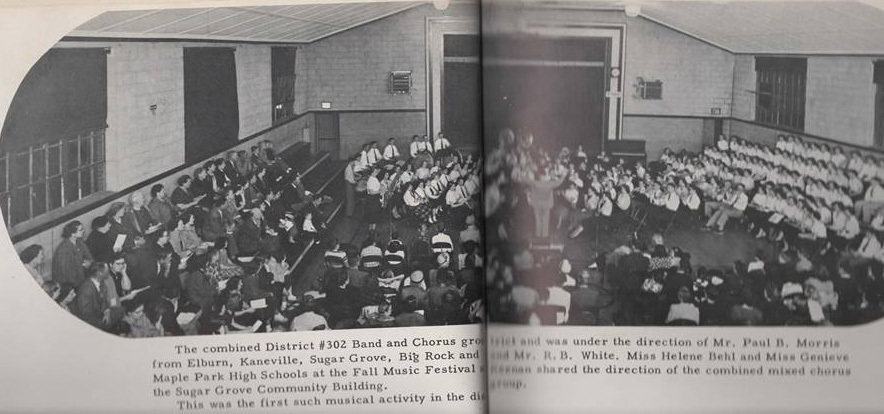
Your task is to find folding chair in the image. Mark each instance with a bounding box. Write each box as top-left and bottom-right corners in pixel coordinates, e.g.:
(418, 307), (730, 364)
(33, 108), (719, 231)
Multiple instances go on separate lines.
(627, 204), (649, 235)
(662, 208), (680, 235)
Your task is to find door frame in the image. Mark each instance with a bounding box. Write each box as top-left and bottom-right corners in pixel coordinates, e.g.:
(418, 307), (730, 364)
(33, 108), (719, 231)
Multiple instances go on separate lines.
(314, 111), (340, 160)
(426, 16), (480, 138)
(488, 22), (626, 144)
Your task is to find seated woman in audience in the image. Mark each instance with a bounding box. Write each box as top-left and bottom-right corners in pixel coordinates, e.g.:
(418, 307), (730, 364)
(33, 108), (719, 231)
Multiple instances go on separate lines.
(235, 149), (252, 177)
(213, 238), (244, 279)
(191, 167), (215, 199)
(171, 175), (204, 212)
(106, 202), (136, 252)
(169, 213), (202, 258)
(123, 191), (160, 238)
(86, 216), (118, 264)
(212, 159), (231, 190)
(20, 244), (47, 288)
(121, 295), (164, 338)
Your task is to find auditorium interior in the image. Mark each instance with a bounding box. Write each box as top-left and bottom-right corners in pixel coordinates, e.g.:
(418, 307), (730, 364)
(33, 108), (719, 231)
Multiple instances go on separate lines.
(481, 0), (884, 326)
(2, 0), (483, 335)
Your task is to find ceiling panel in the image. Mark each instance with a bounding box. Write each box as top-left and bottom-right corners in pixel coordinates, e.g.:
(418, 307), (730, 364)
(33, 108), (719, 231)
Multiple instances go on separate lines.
(69, 2), (422, 43)
(75, 10), (153, 31)
(149, 8), (237, 34)
(105, 9), (206, 33)
(641, 1), (884, 54)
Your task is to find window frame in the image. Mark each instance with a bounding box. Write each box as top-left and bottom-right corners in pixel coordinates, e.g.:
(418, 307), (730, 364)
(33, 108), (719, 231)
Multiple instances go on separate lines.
(0, 127), (106, 227)
(754, 57), (807, 131)
(271, 47), (297, 123)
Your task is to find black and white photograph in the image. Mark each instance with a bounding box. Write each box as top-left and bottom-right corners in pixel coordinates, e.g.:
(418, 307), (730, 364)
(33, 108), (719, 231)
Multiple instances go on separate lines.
(1, 0), (484, 337)
(484, 0), (884, 327)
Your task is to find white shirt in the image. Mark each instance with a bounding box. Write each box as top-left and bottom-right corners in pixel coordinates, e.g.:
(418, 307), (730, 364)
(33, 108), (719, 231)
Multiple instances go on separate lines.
(383, 144), (400, 160)
(404, 190), (420, 207)
(433, 137), (451, 152)
(366, 176), (381, 195)
(546, 286), (571, 325)
(732, 192), (749, 211)
(664, 192), (680, 212)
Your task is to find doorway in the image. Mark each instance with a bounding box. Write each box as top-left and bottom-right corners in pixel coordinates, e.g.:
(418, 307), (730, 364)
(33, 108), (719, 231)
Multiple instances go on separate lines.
(314, 112), (340, 160)
(442, 34), (482, 148)
(482, 35), (610, 154)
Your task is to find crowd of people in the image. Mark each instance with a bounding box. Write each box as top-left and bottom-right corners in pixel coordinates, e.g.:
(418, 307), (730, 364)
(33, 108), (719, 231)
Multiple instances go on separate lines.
(19, 133), (484, 336)
(339, 132), (485, 327)
(485, 128), (884, 326)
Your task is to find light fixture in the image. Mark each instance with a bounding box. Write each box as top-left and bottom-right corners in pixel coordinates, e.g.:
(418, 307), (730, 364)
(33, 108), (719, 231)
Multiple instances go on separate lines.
(433, 0), (450, 11)
(625, 4), (641, 17)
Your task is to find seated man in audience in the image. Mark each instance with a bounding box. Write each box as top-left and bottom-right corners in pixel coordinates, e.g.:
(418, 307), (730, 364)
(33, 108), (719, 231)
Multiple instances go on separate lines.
(856, 178), (884, 222)
(704, 183), (748, 234)
(148, 184), (175, 229)
(75, 262), (123, 331)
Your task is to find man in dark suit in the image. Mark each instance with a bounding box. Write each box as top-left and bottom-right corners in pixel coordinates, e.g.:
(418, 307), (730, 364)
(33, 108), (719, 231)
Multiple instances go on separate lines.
(568, 270), (605, 325)
(125, 235), (159, 289)
(75, 262), (122, 330)
(616, 243), (651, 325)
(236, 209), (264, 257)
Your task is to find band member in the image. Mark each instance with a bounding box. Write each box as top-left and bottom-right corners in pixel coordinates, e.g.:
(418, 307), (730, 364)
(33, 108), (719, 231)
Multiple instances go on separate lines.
(433, 132), (452, 160)
(383, 137), (402, 163)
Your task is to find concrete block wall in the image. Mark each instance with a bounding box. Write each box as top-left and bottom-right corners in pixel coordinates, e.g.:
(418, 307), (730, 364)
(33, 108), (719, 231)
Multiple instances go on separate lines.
(805, 56), (877, 147)
(731, 55), (756, 121)
(731, 55), (880, 149)
(338, 111), (426, 158)
(14, 40), (309, 277)
(301, 5), (432, 112)
(105, 43), (185, 190)
(13, 115), (310, 279)
(298, 3), (477, 158)
(622, 116), (706, 160)
(623, 17), (735, 118)
(236, 45), (272, 140)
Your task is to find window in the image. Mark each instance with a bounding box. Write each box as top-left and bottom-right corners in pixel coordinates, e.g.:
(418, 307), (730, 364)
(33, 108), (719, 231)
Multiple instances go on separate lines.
(184, 47), (239, 163)
(271, 47), (297, 122)
(0, 130), (106, 226)
(0, 48), (107, 227)
(755, 57), (806, 131)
